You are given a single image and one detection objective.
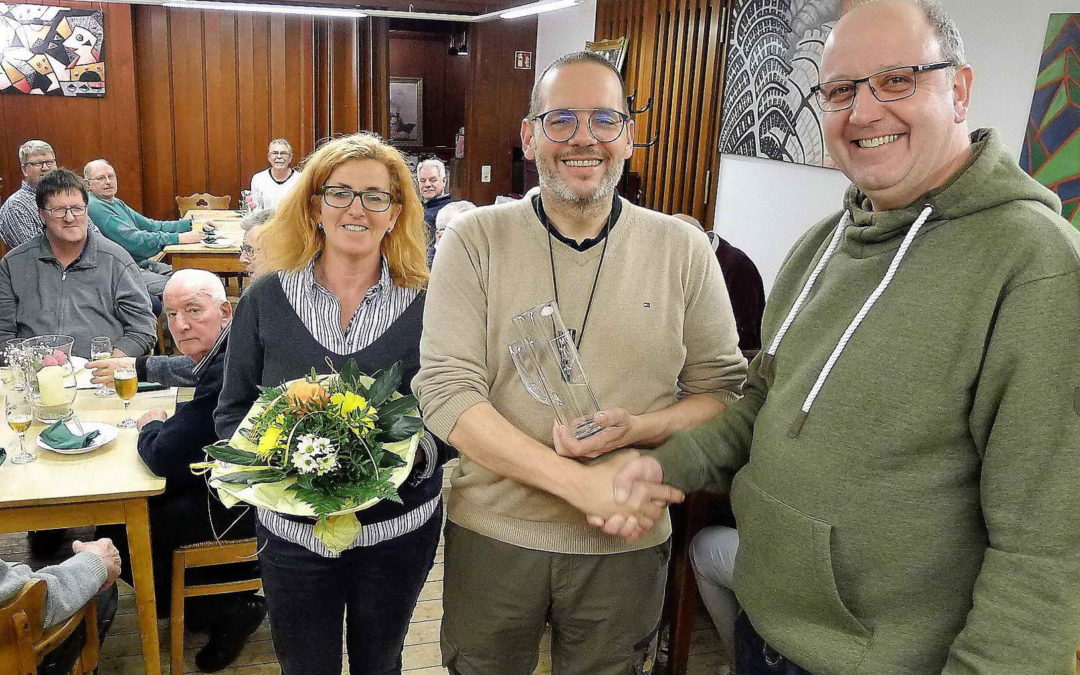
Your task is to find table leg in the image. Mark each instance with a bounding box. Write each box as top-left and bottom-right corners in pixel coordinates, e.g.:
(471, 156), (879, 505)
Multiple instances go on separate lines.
(125, 498), (162, 674)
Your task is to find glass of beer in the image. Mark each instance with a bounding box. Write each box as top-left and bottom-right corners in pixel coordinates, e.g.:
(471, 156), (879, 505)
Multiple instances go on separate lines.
(90, 337), (113, 398)
(115, 365), (138, 429)
(6, 395), (35, 464)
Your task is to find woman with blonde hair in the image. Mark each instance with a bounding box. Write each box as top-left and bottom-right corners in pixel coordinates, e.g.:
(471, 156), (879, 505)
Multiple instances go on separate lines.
(215, 132), (448, 674)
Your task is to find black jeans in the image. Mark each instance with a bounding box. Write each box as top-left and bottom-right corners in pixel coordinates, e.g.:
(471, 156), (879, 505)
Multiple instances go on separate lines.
(735, 612), (815, 675)
(258, 504), (442, 675)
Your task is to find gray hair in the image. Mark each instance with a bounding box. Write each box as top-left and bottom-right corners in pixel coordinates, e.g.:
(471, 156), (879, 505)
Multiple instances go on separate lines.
(268, 138), (293, 153)
(165, 269), (227, 305)
(417, 158), (446, 179)
(435, 200), (477, 231)
(19, 140), (54, 164)
(528, 51), (627, 118)
(848, 0), (965, 65)
(241, 207), (274, 230)
(83, 158), (112, 179)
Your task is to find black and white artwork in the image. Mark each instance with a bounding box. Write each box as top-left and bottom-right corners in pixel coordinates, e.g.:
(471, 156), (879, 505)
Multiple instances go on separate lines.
(719, 0), (842, 168)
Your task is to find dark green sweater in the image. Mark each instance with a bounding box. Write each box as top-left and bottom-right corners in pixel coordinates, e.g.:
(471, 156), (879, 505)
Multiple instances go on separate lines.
(654, 129), (1080, 673)
(87, 194), (190, 265)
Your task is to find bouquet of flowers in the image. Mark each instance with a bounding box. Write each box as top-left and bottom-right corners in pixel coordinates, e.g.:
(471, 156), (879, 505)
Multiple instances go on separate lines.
(197, 360), (423, 552)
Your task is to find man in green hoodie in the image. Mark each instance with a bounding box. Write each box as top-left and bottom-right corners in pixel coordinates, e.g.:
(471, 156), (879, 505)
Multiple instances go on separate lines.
(592, 1), (1080, 672)
(84, 159), (203, 295)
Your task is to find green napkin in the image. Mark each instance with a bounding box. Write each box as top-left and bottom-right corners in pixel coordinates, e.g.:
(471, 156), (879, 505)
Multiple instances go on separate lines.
(39, 421), (100, 449)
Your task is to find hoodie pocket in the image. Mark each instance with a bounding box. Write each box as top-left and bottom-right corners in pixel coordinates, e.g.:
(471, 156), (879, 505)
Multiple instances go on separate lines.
(732, 473), (871, 669)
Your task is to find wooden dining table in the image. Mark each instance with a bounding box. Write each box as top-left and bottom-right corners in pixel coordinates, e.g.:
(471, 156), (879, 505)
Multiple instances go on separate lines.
(0, 386), (181, 674)
(162, 209), (246, 275)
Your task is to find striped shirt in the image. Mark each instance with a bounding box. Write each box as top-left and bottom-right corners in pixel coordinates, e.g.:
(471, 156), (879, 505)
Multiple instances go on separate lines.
(257, 256), (439, 557)
(0, 180), (101, 249)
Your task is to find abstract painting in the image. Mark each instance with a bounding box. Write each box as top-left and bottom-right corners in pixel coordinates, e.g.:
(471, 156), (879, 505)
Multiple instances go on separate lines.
(718, 0), (841, 167)
(1020, 13), (1079, 228)
(0, 3), (105, 97)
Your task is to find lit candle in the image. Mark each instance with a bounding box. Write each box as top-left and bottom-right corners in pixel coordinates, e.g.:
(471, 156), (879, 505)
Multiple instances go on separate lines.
(37, 366), (67, 406)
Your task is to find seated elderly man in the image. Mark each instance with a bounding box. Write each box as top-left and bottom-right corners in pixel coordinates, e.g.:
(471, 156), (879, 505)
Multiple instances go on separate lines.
(0, 168), (156, 359)
(98, 269), (262, 673)
(0, 538), (120, 675)
(85, 159), (203, 295)
(0, 140), (100, 250)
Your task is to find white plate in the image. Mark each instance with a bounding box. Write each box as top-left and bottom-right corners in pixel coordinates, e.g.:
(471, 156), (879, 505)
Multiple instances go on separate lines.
(204, 238), (235, 249)
(37, 421), (119, 455)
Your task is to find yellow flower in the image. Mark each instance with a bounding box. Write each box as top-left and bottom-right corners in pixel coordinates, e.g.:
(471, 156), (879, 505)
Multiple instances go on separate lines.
(257, 425), (283, 457)
(331, 392), (369, 416)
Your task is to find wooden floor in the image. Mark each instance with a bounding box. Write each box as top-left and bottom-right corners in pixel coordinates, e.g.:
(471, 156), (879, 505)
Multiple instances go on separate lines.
(1, 469), (728, 674)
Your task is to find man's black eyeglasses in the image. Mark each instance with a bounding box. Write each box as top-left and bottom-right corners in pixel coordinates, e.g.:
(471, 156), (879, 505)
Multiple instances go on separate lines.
(811, 62), (956, 112)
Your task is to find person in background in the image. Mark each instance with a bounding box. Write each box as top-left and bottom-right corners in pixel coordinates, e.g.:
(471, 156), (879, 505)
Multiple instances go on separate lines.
(0, 538), (120, 675)
(417, 158), (452, 264)
(239, 207), (273, 274)
(673, 214), (765, 351)
(606, 1), (1080, 672)
(99, 269), (260, 673)
(250, 139), (301, 210)
(0, 140), (100, 249)
(84, 159), (203, 295)
(215, 132), (450, 675)
(432, 200), (476, 258)
(0, 168), (155, 359)
(413, 51), (741, 674)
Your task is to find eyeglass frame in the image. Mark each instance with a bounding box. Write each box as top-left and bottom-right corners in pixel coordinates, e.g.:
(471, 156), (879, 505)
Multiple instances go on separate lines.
(22, 158), (57, 169)
(811, 61), (956, 112)
(85, 173), (116, 183)
(41, 205), (88, 219)
(530, 108), (632, 143)
(268, 150), (293, 157)
(317, 185), (396, 213)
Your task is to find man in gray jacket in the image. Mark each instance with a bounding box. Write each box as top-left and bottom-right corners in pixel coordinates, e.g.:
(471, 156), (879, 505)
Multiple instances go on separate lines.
(0, 169), (156, 359)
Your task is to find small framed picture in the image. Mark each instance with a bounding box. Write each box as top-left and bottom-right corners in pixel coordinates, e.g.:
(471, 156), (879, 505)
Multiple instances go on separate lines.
(585, 37), (628, 74)
(389, 77), (423, 146)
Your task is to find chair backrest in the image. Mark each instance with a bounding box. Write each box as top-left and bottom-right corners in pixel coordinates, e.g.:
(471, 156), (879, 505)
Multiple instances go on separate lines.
(176, 193), (232, 218)
(0, 578), (100, 675)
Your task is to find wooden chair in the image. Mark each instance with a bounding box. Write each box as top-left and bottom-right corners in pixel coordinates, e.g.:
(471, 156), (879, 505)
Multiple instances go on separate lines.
(175, 193), (231, 218)
(170, 538), (261, 674)
(0, 578), (100, 675)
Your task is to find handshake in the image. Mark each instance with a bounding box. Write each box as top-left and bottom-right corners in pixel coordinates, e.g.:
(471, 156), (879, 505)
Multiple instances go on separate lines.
(553, 408), (684, 543)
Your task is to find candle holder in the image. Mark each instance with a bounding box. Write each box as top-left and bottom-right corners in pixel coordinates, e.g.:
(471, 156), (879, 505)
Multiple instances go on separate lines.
(22, 335), (78, 424)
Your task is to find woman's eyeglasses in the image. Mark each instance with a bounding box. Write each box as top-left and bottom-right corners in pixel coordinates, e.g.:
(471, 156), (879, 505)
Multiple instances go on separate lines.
(318, 186), (395, 212)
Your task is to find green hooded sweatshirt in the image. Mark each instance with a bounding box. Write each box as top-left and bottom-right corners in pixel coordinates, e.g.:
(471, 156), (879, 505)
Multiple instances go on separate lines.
(653, 129), (1080, 674)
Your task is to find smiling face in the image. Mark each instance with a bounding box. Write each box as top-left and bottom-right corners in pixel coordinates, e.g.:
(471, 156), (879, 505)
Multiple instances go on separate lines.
(417, 165), (445, 201)
(820, 1), (973, 211)
(522, 61), (634, 208)
(85, 160), (118, 200)
(40, 189), (88, 248)
(268, 142), (293, 171)
(163, 283), (231, 363)
(318, 159), (400, 263)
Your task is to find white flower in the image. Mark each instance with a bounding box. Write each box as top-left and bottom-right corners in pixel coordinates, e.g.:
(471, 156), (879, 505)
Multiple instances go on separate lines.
(291, 451), (319, 474)
(292, 434), (338, 475)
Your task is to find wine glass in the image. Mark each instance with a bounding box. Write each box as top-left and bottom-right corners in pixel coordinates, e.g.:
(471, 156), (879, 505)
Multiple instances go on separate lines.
(2, 338), (26, 392)
(90, 336), (113, 398)
(6, 394), (35, 464)
(115, 365), (138, 429)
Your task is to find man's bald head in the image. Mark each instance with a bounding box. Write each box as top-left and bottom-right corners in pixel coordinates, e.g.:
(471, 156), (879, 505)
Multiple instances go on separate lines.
(83, 159), (118, 201)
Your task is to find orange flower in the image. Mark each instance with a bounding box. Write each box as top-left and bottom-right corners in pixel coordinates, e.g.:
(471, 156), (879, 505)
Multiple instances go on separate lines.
(287, 380), (329, 411)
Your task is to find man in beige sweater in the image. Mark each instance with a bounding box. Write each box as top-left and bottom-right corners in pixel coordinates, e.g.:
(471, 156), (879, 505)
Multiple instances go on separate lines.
(414, 51), (745, 674)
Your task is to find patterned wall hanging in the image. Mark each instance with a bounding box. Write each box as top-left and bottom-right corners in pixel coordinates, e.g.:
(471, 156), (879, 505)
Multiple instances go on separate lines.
(0, 3), (106, 97)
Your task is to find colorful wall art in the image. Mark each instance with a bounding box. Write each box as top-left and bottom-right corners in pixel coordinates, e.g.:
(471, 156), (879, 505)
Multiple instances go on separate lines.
(1020, 13), (1079, 228)
(0, 3), (106, 97)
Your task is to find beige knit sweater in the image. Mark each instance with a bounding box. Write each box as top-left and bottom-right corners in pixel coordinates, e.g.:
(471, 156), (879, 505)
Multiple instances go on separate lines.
(414, 189), (745, 554)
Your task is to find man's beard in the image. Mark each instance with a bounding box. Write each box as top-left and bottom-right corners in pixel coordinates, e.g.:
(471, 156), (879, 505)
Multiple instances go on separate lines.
(535, 146), (624, 208)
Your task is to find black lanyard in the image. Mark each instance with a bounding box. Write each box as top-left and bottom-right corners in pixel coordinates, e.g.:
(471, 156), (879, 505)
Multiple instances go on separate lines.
(537, 196), (618, 350)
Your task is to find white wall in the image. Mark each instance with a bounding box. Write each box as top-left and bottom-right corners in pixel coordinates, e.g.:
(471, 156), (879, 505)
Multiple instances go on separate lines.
(713, 0), (1075, 292)
(535, 0), (598, 81)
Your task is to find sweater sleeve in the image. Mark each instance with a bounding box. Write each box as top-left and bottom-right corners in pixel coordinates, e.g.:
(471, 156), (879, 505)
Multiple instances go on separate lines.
(678, 233), (746, 406)
(90, 200), (180, 261)
(0, 257), (17, 344)
(112, 260), (157, 357)
(128, 204), (190, 233)
(0, 554), (108, 628)
(412, 225), (491, 442)
(215, 291), (264, 439)
(940, 270), (1080, 674)
(142, 355), (197, 387)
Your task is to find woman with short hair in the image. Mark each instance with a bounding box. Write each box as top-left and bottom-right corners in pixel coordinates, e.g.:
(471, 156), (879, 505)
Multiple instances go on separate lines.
(215, 132), (446, 674)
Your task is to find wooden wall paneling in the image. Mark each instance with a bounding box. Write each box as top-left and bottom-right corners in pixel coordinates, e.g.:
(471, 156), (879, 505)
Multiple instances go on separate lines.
(0, 1), (141, 211)
(134, 6), (177, 219)
(203, 11), (240, 199)
(314, 18), (332, 142)
(295, 18), (317, 158)
(168, 10), (209, 208)
(694, 0), (725, 213)
(330, 18), (360, 134)
(364, 18), (390, 135)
